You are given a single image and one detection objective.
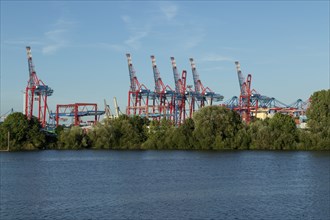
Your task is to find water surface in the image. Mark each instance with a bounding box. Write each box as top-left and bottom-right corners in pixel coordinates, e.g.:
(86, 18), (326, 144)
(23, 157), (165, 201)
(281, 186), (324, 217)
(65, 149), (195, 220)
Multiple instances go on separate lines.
(1, 150), (329, 219)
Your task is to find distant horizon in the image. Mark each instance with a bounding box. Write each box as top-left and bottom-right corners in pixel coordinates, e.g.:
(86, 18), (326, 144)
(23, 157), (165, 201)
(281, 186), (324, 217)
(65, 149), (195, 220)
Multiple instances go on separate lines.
(1, 1), (329, 117)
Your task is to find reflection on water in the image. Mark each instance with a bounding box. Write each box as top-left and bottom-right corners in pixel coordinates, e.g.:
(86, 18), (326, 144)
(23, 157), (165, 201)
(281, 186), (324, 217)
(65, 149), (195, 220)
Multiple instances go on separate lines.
(1, 150), (329, 219)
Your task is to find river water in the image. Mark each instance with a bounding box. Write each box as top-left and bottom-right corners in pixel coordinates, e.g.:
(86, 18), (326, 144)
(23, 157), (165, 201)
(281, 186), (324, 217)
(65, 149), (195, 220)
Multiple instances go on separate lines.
(0, 150), (329, 219)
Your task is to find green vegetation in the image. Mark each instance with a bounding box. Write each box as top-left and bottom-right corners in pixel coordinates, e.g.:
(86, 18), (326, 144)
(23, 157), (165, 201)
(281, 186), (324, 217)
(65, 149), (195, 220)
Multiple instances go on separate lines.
(303, 89), (330, 149)
(248, 114), (298, 150)
(88, 115), (148, 150)
(0, 113), (46, 150)
(0, 89), (329, 151)
(193, 106), (243, 150)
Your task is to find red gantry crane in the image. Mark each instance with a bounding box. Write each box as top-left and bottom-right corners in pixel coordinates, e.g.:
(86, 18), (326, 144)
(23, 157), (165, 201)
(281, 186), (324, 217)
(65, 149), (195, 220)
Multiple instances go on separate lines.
(235, 61), (258, 124)
(54, 103), (103, 127)
(171, 57), (188, 124)
(189, 58), (224, 110)
(126, 53), (154, 117)
(234, 61), (296, 123)
(25, 46), (53, 128)
(150, 55), (175, 121)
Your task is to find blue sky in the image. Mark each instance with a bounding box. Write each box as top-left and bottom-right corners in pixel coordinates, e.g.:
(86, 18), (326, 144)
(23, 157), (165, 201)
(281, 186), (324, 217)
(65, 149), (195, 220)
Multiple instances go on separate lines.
(1, 1), (329, 116)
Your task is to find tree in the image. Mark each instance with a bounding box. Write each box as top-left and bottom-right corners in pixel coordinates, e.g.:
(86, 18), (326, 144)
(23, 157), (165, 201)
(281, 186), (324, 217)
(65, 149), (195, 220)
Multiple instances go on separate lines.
(57, 126), (90, 150)
(248, 119), (271, 150)
(234, 125), (251, 150)
(307, 90), (330, 132)
(124, 115), (149, 149)
(306, 89), (330, 149)
(142, 118), (174, 150)
(88, 115), (149, 150)
(248, 114), (298, 150)
(0, 112), (45, 150)
(268, 113), (298, 150)
(171, 118), (196, 150)
(193, 106), (243, 150)
(26, 116), (47, 150)
(87, 122), (115, 149)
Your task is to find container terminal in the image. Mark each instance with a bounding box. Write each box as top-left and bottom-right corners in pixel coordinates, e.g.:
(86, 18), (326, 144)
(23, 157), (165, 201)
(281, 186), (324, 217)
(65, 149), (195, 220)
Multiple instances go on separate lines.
(0, 47), (309, 130)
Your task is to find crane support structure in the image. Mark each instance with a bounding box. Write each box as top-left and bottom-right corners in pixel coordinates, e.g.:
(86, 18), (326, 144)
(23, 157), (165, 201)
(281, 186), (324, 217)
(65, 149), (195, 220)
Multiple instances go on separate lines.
(171, 57), (189, 124)
(25, 46), (53, 127)
(231, 61), (306, 123)
(126, 54), (224, 125)
(126, 53), (156, 118)
(150, 55), (175, 121)
(189, 58), (224, 109)
(53, 103), (104, 127)
(222, 96), (239, 110)
(233, 61), (260, 123)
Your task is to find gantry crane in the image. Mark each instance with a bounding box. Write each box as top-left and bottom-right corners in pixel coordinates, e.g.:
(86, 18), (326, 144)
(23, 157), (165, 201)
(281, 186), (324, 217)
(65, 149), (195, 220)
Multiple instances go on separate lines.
(234, 61), (291, 123)
(171, 57), (188, 124)
(150, 55), (175, 121)
(234, 61), (259, 123)
(53, 103), (103, 127)
(189, 58), (224, 109)
(25, 46), (53, 127)
(126, 54), (153, 117)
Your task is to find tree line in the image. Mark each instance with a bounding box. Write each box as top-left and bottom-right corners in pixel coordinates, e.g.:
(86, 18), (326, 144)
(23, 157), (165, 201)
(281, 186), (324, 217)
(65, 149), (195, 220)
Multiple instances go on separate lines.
(0, 89), (329, 151)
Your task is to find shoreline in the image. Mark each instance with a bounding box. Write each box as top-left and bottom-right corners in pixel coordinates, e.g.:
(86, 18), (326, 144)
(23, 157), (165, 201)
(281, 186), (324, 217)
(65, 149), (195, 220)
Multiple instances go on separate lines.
(1, 148), (329, 152)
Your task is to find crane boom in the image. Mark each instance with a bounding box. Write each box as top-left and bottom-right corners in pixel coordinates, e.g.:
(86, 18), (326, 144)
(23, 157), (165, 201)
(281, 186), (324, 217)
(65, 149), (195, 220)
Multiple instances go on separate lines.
(151, 55), (165, 93)
(171, 57), (180, 93)
(235, 61), (245, 95)
(189, 58), (201, 93)
(26, 46), (37, 88)
(25, 47), (35, 118)
(126, 53), (137, 92)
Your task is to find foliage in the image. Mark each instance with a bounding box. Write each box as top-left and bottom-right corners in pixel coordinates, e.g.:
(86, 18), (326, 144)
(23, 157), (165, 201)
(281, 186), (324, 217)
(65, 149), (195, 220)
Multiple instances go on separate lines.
(307, 90), (330, 132)
(57, 126), (90, 150)
(2, 90), (328, 151)
(0, 112), (45, 150)
(305, 89), (330, 150)
(55, 125), (64, 136)
(88, 115), (149, 149)
(142, 118), (174, 150)
(248, 119), (272, 150)
(234, 125), (251, 150)
(193, 106), (242, 150)
(87, 122), (115, 149)
(269, 113), (298, 150)
(172, 118), (196, 150)
(248, 114), (298, 150)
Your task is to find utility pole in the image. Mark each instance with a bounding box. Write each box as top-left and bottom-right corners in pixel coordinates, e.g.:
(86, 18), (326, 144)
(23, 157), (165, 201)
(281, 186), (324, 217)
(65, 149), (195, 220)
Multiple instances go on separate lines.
(8, 131), (10, 151)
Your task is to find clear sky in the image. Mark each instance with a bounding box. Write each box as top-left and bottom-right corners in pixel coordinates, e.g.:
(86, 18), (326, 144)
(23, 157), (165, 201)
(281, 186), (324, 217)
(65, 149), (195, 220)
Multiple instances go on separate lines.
(1, 1), (329, 116)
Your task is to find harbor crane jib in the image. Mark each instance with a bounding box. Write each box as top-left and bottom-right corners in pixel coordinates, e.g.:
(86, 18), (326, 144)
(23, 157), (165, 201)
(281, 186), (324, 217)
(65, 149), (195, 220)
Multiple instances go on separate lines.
(189, 58), (224, 108)
(171, 57), (181, 94)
